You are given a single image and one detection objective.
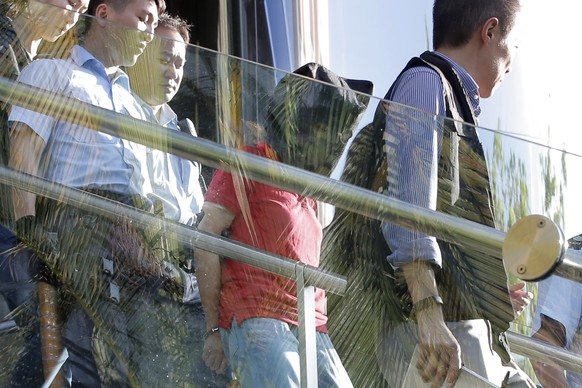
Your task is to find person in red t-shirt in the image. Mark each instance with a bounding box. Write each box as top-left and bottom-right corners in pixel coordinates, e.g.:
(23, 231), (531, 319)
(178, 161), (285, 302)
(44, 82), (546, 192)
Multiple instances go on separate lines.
(195, 63), (372, 387)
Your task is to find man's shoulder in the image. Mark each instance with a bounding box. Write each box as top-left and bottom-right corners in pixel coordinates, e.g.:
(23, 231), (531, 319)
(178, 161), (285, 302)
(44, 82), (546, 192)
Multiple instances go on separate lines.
(177, 117), (196, 135)
(398, 64), (443, 84)
(394, 52), (456, 86)
(18, 57), (95, 103)
(378, 54), (451, 118)
(19, 57), (74, 84)
(382, 54), (444, 102)
(388, 62), (444, 101)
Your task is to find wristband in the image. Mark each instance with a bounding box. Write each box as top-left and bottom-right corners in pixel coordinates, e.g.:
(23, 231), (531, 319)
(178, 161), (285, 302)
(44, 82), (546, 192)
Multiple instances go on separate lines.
(203, 326), (220, 340)
(411, 295), (444, 317)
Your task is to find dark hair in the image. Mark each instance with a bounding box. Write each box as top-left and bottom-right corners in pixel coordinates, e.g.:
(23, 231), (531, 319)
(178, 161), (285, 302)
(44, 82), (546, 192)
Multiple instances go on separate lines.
(432, 0), (521, 49)
(157, 13), (190, 43)
(87, 0), (166, 17)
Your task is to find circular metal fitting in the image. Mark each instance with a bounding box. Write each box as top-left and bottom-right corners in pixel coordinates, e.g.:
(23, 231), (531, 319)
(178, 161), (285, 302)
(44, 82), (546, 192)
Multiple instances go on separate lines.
(503, 214), (565, 281)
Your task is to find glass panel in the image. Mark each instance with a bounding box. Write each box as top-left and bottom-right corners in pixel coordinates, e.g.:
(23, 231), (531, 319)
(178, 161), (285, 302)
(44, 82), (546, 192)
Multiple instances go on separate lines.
(0, 6), (580, 388)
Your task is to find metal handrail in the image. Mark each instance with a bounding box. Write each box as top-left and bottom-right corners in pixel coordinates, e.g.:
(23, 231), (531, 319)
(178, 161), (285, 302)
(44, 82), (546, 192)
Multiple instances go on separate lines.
(554, 249), (582, 283)
(507, 332), (582, 374)
(0, 77), (505, 254)
(2, 76), (580, 281)
(0, 166), (346, 295)
(1, 164), (580, 378)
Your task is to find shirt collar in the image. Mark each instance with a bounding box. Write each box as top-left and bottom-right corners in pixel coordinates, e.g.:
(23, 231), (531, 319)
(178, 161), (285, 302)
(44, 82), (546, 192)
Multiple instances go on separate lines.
(157, 103), (177, 128)
(70, 45), (131, 92)
(433, 51), (481, 118)
(134, 94), (177, 128)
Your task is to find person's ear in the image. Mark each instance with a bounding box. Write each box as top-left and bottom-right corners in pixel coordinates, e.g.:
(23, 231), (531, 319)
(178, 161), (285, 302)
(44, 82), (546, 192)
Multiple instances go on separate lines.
(481, 17), (499, 43)
(93, 3), (110, 26)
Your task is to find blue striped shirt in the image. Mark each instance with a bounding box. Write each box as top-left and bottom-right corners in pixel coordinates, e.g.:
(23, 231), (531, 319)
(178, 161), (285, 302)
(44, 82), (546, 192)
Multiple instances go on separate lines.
(382, 51), (480, 267)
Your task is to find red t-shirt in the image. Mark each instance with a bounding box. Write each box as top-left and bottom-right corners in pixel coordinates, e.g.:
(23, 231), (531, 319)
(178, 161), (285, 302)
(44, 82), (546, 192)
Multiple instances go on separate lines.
(204, 143), (328, 332)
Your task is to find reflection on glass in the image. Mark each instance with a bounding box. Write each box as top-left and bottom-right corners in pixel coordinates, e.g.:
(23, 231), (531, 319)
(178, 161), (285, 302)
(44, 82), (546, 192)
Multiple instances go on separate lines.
(0, 7), (581, 388)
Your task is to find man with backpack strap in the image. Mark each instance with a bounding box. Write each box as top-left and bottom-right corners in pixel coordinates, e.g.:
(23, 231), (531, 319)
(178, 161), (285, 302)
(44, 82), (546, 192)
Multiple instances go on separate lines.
(379, 1), (535, 387)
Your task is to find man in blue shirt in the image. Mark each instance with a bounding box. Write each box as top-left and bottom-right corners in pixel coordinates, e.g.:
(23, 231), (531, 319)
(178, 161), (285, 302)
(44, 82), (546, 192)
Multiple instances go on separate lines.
(8, 0), (166, 385)
(380, 1), (534, 387)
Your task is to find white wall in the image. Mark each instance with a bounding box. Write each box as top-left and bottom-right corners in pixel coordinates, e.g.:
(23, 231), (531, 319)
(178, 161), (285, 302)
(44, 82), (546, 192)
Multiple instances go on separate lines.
(327, 0), (582, 237)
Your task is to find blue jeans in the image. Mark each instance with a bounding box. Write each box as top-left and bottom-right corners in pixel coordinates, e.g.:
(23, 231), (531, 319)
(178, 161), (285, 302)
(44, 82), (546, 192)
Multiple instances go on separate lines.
(221, 317), (352, 388)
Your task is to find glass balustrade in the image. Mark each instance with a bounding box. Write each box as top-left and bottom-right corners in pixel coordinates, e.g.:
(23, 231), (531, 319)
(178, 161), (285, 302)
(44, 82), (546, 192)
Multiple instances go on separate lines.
(0, 8), (580, 388)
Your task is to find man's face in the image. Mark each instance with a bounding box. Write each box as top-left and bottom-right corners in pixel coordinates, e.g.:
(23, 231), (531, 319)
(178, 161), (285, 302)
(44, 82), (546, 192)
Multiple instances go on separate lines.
(133, 26), (186, 107)
(478, 17), (521, 98)
(102, 0), (159, 67)
(32, 0), (89, 42)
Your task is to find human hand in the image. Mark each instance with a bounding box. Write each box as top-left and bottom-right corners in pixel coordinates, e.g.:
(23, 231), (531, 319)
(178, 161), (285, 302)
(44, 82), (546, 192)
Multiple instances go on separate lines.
(203, 332), (228, 374)
(509, 282), (533, 317)
(416, 307), (462, 388)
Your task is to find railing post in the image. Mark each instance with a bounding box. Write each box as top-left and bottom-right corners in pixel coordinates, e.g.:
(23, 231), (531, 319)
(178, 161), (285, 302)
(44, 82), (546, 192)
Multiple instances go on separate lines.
(296, 263), (317, 388)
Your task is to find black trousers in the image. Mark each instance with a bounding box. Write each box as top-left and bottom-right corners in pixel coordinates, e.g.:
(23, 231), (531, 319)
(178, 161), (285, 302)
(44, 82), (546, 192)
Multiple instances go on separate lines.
(33, 193), (226, 387)
(0, 224), (45, 387)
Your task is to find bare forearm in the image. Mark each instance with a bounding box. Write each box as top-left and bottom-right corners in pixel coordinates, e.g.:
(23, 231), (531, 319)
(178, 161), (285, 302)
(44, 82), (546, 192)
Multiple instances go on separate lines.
(197, 245), (230, 374)
(532, 326), (569, 388)
(196, 249), (222, 329)
(12, 189), (36, 219)
(401, 260), (440, 303)
(9, 123), (44, 220)
(402, 260), (447, 333)
(531, 359), (568, 388)
(401, 261), (462, 386)
(195, 202), (235, 330)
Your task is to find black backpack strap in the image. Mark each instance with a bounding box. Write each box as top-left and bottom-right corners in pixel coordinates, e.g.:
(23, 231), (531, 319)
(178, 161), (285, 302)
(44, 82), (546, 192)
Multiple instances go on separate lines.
(418, 51), (475, 125)
(382, 51), (474, 206)
(176, 118), (207, 193)
(177, 118), (196, 136)
(381, 51), (476, 126)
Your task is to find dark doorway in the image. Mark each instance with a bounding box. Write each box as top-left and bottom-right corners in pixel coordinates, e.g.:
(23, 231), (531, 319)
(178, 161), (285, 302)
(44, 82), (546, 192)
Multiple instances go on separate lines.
(164, 0), (220, 51)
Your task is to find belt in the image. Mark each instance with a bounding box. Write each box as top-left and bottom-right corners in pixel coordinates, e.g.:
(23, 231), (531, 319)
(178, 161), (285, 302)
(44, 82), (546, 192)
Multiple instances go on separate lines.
(35, 189), (152, 225)
(78, 188), (153, 211)
(35, 191), (160, 303)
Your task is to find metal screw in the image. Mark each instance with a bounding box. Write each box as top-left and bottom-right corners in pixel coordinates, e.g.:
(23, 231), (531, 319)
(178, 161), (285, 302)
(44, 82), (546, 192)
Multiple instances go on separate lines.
(517, 265), (527, 275)
(538, 219), (546, 228)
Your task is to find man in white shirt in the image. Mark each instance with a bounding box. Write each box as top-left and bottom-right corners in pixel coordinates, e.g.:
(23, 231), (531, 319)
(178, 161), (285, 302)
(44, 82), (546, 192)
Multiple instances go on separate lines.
(125, 14), (231, 387)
